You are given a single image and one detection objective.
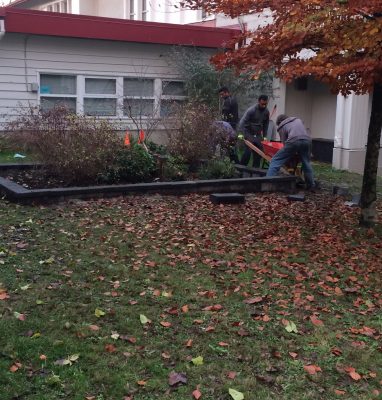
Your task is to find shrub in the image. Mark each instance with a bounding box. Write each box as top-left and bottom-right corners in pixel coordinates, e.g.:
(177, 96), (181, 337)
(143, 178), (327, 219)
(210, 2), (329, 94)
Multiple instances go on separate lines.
(162, 155), (188, 181)
(198, 157), (237, 180)
(165, 101), (230, 166)
(6, 105), (122, 185)
(102, 143), (156, 184)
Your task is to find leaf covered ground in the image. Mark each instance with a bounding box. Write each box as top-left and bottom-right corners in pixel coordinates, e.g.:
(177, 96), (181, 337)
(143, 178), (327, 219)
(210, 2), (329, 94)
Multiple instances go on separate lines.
(0, 193), (381, 400)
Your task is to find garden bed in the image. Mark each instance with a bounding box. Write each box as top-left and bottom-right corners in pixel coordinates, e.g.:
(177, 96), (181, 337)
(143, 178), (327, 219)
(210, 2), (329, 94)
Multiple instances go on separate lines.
(0, 163), (296, 204)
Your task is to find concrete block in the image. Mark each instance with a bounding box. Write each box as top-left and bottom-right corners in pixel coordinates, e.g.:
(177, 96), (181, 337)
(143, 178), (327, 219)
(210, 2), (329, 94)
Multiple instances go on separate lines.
(210, 193), (245, 204)
(332, 185), (350, 197)
(287, 193), (305, 202)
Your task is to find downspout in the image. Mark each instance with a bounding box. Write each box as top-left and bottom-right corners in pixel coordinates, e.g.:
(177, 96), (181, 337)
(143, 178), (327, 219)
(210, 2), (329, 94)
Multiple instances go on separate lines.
(0, 18), (5, 41)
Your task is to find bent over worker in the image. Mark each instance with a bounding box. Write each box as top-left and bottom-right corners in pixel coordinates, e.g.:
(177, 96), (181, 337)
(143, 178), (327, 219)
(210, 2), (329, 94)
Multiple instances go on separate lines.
(266, 114), (315, 190)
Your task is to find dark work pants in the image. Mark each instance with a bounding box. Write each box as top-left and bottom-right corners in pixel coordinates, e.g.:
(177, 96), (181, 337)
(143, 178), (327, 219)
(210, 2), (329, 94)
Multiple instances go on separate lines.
(240, 136), (263, 167)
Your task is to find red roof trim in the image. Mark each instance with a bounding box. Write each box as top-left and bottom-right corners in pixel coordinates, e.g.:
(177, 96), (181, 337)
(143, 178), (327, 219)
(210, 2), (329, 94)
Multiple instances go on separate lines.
(1, 8), (239, 48)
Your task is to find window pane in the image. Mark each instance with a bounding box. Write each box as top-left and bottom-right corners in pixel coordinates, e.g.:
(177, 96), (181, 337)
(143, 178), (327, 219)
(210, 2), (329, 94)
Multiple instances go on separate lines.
(85, 78), (116, 94)
(40, 97), (76, 112)
(160, 99), (185, 117)
(61, 1), (67, 13)
(162, 81), (186, 96)
(84, 98), (116, 116)
(54, 3), (60, 11)
(40, 74), (76, 95)
(124, 78), (154, 97)
(124, 99), (154, 116)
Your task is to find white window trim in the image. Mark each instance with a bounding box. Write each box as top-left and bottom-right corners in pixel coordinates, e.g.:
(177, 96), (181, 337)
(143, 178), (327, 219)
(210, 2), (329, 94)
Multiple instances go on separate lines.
(41, 0), (69, 13)
(38, 72), (186, 120)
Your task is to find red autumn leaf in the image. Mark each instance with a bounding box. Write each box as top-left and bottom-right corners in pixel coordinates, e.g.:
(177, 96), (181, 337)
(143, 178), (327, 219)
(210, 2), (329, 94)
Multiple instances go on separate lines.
(181, 304), (189, 313)
(334, 389), (346, 395)
(137, 380), (146, 386)
(344, 367), (361, 381)
(105, 344), (117, 353)
(88, 325), (100, 331)
(218, 342), (229, 347)
(192, 389), (202, 399)
(202, 304), (223, 311)
(185, 339), (193, 348)
(304, 364), (322, 375)
(243, 297), (263, 304)
(289, 352), (298, 359)
(0, 291), (9, 300)
(262, 315), (270, 322)
(310, 315), (324, 327)
(160, 321), (172, 328)
(227, 371), (237, 379)
(9, 363), (22, 373)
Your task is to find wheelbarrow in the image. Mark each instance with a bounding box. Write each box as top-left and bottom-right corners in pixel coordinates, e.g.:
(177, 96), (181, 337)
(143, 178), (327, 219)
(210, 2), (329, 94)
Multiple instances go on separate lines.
(243, 139), (301, 176)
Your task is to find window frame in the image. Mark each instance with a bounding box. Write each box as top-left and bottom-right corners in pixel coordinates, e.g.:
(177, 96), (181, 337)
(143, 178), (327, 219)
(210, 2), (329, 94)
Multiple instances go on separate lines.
(41, 0), (69, 13)
(38, 72), (186, 120)
(38, 73), (78, 113)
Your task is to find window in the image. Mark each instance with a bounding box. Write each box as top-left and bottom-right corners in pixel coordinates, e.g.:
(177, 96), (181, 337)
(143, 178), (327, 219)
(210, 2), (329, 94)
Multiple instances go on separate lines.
(129, 0), (135, 20)
(39, 74), (77, 112)
(42, 1), (68, 13)
(84, 78), (117, 116)
(141, 0), (148, 21)
(38, 73), (186, 119)
(124, 78), (154, 117)
(160, 81), (187, 117)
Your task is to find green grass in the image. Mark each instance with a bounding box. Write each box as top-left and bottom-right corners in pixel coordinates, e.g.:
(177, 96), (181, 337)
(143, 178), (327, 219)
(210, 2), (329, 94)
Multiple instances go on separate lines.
(0, 193), (381, 400)
(313, 162), (382, 195)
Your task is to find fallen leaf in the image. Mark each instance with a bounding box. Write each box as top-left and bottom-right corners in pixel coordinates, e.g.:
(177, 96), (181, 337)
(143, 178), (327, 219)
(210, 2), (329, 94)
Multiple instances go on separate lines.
(9, 363), (22, 372)
(344, 367), (361, 381)
(284, 320), (298, 333)
(94, 308), (105, 318)
(310, 315), (324, 327)
(304, 364), (322, 375)
(243, 297), (263, 304)
(192, 389), (202, 399)
(140, 314), (150, 324)
(191, 356), (204, 366)
(181, 305), (189, 313)
(14, 312), (26, 321)
(227, 371), (237, 379)
(229, 388), (244, 400)
(89, 325), (100, 331)
(160, 321), (172, 328)
(137, 380), (146, 386)
(334, 389), (346, 395)
(289, 352), (298, 359)
(168, 371), (187, 386)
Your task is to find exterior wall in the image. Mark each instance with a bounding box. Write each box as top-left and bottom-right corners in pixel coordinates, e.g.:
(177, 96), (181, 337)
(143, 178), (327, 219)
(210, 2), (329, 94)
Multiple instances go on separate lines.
(333, 93), (382, 175)
(285, 79), (336, 140)
(0, 32), (214, 135)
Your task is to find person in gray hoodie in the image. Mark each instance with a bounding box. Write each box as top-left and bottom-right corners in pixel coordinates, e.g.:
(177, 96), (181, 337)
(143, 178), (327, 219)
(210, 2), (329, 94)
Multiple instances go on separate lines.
(266, 114), (315, 189)
(237, 95), (270, 167)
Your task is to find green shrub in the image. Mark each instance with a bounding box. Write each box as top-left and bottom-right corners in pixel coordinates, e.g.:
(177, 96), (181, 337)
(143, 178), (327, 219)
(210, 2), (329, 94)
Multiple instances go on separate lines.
(162, 155), (188, 181)
(198, 157), (237, 180)
(102, 144), (156, 184)
(6, 105), (122, 185)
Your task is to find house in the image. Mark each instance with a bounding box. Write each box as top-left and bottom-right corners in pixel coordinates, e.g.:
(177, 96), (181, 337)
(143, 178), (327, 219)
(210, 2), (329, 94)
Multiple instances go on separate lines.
(5, 0), (205, 24)
(0, 7), (238, 141)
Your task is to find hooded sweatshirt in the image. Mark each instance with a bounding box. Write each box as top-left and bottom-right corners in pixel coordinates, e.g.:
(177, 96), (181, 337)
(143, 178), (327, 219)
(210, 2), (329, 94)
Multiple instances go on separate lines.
(277, 117), (311, 144)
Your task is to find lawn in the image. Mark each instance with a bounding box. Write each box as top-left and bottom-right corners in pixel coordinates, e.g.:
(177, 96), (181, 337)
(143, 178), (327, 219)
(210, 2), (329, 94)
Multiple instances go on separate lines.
(0, 191), (381, 400)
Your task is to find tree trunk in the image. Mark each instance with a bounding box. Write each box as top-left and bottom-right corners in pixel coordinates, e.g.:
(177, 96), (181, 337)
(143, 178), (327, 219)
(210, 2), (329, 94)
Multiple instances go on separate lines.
(360, 83), (382, 227)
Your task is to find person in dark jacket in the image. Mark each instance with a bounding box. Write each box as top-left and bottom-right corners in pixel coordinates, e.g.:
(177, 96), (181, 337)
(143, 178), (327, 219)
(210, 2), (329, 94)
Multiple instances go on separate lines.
(266, 114), (315, 189)
(237, 95), (269, 167)
(218, 86), (239, 130)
